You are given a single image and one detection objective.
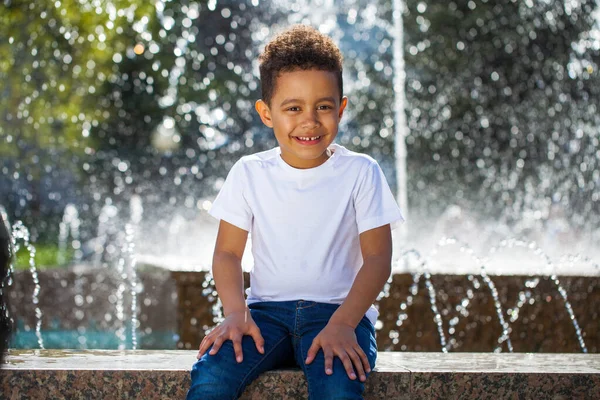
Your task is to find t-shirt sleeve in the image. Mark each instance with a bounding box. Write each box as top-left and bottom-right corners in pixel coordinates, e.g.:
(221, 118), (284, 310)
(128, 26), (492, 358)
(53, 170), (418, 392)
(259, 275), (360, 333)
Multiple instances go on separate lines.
(354, 160), (405, 234)
(208, 160), (253, 232)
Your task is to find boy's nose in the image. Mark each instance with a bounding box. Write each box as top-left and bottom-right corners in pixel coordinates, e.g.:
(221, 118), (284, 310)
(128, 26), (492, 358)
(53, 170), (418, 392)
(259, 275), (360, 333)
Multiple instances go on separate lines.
(301, 111), (320, 129)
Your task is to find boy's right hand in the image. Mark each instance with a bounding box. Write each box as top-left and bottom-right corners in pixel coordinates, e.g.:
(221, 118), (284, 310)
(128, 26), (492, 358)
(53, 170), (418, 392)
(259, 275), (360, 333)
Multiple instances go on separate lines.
(197, 308), (265, 363)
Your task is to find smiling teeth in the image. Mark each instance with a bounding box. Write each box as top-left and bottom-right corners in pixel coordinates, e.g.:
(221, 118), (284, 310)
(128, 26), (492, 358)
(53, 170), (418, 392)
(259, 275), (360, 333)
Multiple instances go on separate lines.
(297, 136), (321, 141)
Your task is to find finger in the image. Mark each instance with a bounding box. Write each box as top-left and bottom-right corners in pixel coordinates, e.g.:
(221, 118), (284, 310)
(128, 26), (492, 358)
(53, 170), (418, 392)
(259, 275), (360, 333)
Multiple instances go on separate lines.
(305, 340), (321, 365)
(200, 327), (220, 354)
(355, 346), (371, 374)
(323, 348), (334, 375)
(197, 338), (206, 358)
(209, 336), (224, 355)
(198, 335), (213, 358)
(337, 351), (357, 380)
(347, 349), (366, 381)
(232, 334), (244, 363)
(250, 325), (265, 354)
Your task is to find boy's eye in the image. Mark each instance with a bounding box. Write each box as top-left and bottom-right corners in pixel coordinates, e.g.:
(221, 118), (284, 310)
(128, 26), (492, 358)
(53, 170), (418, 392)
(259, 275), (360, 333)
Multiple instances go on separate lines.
(285, 105), (333, 112)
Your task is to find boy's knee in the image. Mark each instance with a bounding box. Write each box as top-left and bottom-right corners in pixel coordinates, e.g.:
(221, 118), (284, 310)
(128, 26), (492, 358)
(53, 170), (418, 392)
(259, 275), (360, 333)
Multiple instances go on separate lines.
(187, 358), (241, 400)
(311, 381), (366, 400)
(307, 368), (367, 400)
(187, 383), (238, 400)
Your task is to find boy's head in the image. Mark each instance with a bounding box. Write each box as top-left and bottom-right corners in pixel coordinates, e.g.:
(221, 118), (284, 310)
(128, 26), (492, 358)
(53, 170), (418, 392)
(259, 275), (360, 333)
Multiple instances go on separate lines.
(258, 25), (344, 106)
(255, 25), (348, 170)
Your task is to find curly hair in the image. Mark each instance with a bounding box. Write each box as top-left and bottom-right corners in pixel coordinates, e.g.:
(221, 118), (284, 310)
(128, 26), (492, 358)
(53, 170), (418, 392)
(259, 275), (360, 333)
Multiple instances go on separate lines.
(258, 25), (344, 106)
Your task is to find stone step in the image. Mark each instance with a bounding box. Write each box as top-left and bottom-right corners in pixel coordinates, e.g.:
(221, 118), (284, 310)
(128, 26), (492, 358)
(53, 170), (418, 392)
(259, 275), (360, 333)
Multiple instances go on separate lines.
(2, 350), (599, 399)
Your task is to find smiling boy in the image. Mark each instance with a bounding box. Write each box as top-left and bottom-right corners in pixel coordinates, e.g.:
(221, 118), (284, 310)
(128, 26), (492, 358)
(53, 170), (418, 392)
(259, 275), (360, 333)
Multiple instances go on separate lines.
(187, 25), (404, 400)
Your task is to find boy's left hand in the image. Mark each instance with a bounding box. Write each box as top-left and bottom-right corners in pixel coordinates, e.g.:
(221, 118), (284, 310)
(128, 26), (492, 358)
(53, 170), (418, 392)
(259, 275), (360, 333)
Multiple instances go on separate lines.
(305, 322), (371, 382)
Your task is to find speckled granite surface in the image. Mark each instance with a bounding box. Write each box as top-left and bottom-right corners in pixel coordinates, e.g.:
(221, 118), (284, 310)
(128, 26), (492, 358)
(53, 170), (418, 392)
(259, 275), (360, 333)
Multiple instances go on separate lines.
(2, 350), (599, 399)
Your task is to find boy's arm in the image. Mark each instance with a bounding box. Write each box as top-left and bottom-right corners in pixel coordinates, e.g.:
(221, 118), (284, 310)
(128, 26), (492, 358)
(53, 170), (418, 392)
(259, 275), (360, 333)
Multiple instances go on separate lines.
(212, 220), (249, 316)
(199, 219), (265, 362)
(304, 224), (392, 381)
(329, 224), (392, 328)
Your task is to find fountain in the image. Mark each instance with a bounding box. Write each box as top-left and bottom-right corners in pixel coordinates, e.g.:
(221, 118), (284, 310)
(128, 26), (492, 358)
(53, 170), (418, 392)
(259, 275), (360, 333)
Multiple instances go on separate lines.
(1, 0), (600, 398)
(2, 0), (599, 351)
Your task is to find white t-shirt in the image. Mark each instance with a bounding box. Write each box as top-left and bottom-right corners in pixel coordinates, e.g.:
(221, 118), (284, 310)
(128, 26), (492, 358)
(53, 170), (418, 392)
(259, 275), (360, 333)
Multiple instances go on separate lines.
(209, 143), (404, 324)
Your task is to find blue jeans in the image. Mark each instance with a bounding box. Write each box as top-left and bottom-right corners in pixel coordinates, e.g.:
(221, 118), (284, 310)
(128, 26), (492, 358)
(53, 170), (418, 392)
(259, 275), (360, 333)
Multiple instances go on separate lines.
(187, 300), (377, 400)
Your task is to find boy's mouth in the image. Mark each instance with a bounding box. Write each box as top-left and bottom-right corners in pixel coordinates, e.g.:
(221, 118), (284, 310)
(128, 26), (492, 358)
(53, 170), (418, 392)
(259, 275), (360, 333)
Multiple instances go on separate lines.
(293, 135), (322, 145)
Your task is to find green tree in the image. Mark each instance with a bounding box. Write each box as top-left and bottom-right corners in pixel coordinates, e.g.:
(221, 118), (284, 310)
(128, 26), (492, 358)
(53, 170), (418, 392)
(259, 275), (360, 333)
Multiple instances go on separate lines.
(85, 1), (281, 217)
(0, 0), (155, 239)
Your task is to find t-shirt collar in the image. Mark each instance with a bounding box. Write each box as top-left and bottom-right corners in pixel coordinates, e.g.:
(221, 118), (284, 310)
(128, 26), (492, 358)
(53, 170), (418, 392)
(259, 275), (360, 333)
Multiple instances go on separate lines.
(276, 143), (341, 175)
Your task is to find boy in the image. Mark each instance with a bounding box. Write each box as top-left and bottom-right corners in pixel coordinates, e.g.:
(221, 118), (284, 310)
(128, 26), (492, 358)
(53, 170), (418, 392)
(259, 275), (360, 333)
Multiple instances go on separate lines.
(188, 25), (404, 400)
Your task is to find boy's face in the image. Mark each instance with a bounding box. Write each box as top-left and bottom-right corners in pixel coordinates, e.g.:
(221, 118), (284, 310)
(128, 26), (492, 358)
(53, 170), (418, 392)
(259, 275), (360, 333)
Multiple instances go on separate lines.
(255, 69), (347, 169)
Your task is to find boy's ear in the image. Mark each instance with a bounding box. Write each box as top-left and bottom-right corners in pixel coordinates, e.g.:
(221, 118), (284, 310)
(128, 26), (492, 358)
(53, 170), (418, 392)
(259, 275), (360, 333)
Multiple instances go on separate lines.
(255, 100), (273, 128)
(338, 96), (348, 121)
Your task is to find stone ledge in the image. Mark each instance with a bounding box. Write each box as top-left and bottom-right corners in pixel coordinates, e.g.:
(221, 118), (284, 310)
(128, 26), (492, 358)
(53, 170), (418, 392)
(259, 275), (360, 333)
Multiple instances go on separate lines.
(2, 350), (599, 399)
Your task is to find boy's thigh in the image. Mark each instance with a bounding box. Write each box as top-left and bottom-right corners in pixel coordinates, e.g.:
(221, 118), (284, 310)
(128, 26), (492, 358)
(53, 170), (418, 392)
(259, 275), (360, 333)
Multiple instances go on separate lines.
(295, 303), (377, 400)
(187, 306), (294, 400)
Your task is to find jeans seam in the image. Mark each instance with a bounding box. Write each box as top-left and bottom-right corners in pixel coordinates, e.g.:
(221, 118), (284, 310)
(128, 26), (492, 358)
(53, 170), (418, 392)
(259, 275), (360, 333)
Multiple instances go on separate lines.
(298, 337), (315, 400)
(294, 304), (300, 337)
(234, 334), (291, 398)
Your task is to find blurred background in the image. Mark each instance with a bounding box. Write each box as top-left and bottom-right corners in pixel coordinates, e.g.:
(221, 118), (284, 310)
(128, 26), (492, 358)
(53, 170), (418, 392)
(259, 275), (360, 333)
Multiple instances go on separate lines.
(1, 0), (599, 351)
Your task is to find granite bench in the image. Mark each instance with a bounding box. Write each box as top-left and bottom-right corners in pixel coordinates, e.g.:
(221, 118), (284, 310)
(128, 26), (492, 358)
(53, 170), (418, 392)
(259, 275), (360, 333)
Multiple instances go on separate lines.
(2, 350), (599, 399)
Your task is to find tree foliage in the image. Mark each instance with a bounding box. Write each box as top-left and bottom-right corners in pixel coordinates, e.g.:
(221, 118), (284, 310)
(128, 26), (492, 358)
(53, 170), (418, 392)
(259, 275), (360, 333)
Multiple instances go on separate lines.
(0, 0), (154, 238)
